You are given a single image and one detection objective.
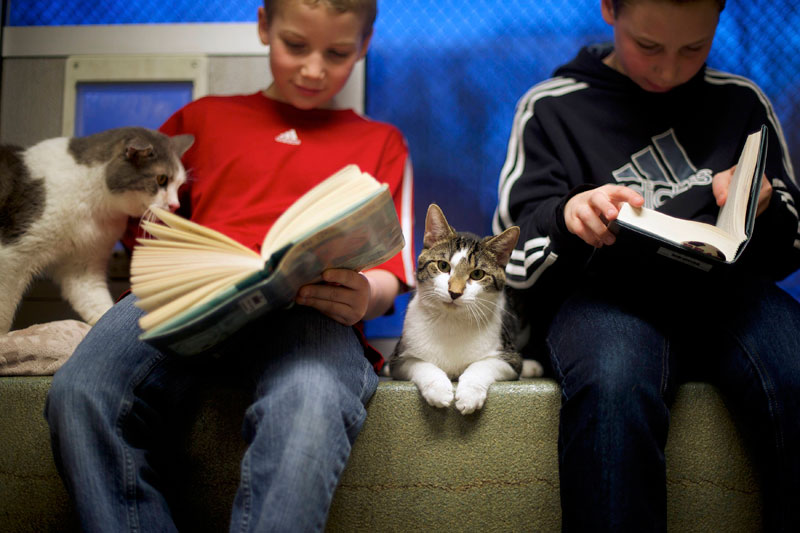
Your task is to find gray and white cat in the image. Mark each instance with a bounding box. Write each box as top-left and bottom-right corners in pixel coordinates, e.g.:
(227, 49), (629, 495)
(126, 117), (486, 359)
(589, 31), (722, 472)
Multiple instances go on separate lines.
(390, 204), (542, 415)
(0, 127), (193, 333)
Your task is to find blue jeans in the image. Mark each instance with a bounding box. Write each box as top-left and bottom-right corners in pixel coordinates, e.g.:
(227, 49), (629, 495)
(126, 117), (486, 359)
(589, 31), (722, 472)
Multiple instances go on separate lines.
(547, 274), (800, 532)
(45, 294), (379, 533)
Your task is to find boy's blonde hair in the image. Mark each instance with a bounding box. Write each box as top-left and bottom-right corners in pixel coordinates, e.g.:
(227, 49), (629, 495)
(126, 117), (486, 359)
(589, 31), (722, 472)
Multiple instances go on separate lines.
(262, 0), (377, 38)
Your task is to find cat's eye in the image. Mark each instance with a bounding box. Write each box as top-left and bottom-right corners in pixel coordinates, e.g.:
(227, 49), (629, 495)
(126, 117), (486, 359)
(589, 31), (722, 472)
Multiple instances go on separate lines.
(437, 260), (450, 273)
(470, 269), (485, 280)
(156, 174), (169, 187)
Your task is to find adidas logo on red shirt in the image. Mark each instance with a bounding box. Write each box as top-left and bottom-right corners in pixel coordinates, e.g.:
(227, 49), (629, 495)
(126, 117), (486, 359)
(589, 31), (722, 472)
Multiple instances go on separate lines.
(275, 129), (301, 145)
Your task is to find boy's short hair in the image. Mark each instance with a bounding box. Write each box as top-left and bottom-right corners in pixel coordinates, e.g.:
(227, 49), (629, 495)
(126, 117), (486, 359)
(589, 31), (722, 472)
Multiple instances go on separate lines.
(611, 0), (726, 15)
(263, 0), (377, 38)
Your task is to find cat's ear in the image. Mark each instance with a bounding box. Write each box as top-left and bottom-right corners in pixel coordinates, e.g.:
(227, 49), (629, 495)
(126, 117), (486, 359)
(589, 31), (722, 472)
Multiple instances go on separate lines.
(171, 134), (195, 157)
(125, 139), (154, 167)
(484, 226), (520, 268)
(423, 204), (455, 249)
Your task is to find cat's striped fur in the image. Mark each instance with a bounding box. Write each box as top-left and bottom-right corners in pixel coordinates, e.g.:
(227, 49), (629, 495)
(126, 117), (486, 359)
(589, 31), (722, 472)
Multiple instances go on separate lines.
(390, 204), (541, 414)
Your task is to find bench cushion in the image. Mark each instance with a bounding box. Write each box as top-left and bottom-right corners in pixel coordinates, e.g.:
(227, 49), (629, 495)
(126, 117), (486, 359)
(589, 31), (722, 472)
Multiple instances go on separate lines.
(0, 377), (762, 532)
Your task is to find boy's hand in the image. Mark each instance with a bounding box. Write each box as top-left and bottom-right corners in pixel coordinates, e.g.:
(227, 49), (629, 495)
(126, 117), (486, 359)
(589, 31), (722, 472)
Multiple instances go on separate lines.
(712, 166), (772, 216)
(296, 269), (370, 326)
(564, 184), (644, 247)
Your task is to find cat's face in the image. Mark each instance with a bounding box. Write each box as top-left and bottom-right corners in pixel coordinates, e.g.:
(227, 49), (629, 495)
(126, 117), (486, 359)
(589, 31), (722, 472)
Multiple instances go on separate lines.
(69, 128), (194, 217)
(415, 204), (519, 315)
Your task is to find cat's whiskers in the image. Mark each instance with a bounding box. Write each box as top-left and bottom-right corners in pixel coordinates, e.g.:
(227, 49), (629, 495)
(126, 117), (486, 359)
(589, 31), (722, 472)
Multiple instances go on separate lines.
(472, 295), (506, 321)
(139, 208), (161, 239)
(464, 299), (488, 326)
(389, 204), (523, 415)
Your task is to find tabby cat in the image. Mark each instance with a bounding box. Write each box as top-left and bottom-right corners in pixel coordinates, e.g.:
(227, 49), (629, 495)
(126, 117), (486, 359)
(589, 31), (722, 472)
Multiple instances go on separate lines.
(0, 127), (193, 333)
(390, 204), (542, 415)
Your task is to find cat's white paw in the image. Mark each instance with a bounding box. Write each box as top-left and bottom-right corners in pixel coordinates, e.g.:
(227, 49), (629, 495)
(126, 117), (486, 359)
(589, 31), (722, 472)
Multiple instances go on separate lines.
(419, 378), (454, 408)
(454, 382), (488, 415)
(81, 304), (112, 326)
(85, 311), (106, 326)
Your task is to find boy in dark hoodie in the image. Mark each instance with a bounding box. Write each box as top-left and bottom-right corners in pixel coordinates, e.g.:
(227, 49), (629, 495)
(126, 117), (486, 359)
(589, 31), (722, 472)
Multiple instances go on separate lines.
(493, 0), (800, 530)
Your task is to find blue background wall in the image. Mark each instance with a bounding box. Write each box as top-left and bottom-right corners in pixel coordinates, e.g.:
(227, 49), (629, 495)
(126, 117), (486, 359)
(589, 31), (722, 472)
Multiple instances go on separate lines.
(9, 0), (800, 323)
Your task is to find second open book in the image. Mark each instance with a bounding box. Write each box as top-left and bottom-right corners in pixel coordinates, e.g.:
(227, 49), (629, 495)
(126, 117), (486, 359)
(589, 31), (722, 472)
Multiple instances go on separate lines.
(130, 164), (405, 356)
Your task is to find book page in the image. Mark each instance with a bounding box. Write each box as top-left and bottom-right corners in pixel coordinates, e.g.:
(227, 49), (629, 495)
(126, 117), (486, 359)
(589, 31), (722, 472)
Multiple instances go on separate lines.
(273, 187), (404, 279)
(715, 128), (763, 239)
(132, 207), (266, 326)
(616, 203), (741, 261)
(141, 207), (261, 256)
(133, 267), (255, 310)
(260, 165), (383, 258)
(138, 274), (249, 332)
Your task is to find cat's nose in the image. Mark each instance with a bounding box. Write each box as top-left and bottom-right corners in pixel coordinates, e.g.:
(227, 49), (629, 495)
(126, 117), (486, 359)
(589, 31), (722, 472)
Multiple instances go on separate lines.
(448, 290), (462, 300)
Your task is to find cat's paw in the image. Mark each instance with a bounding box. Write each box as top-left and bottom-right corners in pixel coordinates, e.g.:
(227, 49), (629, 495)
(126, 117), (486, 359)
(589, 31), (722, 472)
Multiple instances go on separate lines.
(521, 359), (544, 378)
(84, 309), (109, 326)
(419, 378), (454, 408)
(454, 382), (488, 415)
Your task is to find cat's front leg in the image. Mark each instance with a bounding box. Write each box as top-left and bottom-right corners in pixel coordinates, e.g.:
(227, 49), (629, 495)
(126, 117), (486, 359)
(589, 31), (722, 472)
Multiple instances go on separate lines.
(455, 357), (519, 415)
(0, 260), (33, 333)
(51, 255), (114, 325)
(391, 356), (455, 408)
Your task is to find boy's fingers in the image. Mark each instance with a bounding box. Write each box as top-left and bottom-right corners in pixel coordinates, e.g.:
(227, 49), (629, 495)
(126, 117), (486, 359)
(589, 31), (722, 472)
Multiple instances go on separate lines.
(296, 277), (369, 325)
(296, 292), (359, 325)
(565, 190), (616, 246)
(321, 268), (350, 286)
(582, 209), (612, 242)
(299, 283), (348, 305)
(606, 186), (644, 208)
(756, 174), (773, 216)
(584, 186), (644, 225)
(572, 213), (613, 248)
(322, 269), (368, 291)
(712, 167), (735, 206)
(587, 193), (618, 222)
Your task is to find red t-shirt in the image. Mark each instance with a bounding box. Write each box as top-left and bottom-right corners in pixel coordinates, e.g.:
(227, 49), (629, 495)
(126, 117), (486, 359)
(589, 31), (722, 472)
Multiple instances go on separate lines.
(127, 92), (415, 369)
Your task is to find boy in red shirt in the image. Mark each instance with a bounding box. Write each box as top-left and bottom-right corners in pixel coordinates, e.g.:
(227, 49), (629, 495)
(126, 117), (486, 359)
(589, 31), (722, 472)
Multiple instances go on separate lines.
(46, 1), (414, 531)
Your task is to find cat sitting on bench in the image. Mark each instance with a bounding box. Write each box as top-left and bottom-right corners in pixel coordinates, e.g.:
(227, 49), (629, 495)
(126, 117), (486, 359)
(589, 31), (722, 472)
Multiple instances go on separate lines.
(390, 204), (543, 414)
(0, 127), (193, 333)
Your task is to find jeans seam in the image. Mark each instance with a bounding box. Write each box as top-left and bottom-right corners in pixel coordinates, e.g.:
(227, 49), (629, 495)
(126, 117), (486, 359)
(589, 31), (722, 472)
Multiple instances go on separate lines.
(659, 336), (670, 397)
(357, 358), (373, 404)
(345, 361), (374, 434)
(237, 452), (252, 533)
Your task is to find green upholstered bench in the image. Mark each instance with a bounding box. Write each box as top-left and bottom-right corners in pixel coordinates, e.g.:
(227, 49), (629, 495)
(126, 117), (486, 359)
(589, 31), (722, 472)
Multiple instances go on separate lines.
(0, 377), (761, 532)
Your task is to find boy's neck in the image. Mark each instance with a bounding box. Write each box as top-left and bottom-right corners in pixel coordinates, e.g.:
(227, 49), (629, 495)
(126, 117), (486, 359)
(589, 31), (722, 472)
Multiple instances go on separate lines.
(602, 50), (624, 75)
(262, 85), (335, 111)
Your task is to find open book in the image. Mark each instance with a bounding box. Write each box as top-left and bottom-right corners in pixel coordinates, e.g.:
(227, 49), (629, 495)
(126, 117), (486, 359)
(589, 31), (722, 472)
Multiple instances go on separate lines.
(131, 164), (405, 356)
(608, 125), (768, 272)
